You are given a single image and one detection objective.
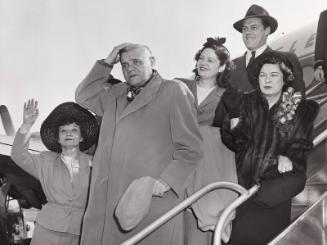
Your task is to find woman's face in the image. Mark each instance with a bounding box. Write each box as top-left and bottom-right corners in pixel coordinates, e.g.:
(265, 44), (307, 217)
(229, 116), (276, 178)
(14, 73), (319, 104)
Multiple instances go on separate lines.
(258, 63), (284, 98)
(196, 48), (221, 80)
(58, 123), (83, 149)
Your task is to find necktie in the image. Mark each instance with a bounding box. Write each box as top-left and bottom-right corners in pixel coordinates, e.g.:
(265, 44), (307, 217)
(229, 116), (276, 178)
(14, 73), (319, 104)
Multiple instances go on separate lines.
(126, 86), (144, 102)
(247, 51), (256, 68)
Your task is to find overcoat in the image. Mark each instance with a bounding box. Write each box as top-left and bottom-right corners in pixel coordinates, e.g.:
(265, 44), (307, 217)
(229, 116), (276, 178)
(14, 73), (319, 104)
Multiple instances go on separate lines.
(230, 47), (306, 95)
(76, 62), (203, 245)
(314, 10), (327, 77)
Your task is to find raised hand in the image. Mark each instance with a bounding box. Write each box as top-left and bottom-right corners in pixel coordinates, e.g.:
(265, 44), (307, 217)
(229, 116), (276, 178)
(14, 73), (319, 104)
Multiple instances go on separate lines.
(23, 99), (39, 126)
(105, 43), (134, 66)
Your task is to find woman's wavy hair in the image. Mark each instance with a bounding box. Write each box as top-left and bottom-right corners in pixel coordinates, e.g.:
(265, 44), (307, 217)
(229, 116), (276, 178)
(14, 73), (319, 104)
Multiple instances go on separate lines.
(193, 37), (235, 88)
(249, 51), (295, 91)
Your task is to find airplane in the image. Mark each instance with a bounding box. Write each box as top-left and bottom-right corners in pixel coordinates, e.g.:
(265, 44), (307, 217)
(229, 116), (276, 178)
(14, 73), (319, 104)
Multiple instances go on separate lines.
(0, 20), (326, 244)
(0, 105), (46, 245)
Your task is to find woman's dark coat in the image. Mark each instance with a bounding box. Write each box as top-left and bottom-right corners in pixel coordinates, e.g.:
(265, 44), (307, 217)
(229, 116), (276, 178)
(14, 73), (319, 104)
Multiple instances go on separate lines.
(219, 91), (319, 245)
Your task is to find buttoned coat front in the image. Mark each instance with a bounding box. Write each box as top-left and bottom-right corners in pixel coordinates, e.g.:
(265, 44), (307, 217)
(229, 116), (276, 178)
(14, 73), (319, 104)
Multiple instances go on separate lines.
(76, 62), (203, 245)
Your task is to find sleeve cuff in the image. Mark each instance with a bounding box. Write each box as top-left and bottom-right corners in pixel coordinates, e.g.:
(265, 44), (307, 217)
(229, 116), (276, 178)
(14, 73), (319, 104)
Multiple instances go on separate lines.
(97, 59), (114, 68)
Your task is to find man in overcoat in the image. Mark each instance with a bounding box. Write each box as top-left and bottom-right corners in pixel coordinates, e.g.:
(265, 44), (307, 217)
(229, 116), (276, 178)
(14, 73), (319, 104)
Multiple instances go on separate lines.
(230, 4), (305, 95)
(75, 43), (203, 245)
(314, 9), (327, 83)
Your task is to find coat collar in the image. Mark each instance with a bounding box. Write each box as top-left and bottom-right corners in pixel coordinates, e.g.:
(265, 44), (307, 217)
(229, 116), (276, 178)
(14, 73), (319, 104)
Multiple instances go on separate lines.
(54, 151), (91, 170)
(198, 86), (225, 108)
(117, 70), (163, 121)
(242, 46), (272, 62)
(187, 79), (225, 108)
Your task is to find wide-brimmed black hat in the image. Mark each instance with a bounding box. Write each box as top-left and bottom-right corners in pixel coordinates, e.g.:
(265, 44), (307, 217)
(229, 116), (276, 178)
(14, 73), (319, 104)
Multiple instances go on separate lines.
(40, 102), (99, 153)
(247, 51), (295, 89)
(233, 4), (278, 34)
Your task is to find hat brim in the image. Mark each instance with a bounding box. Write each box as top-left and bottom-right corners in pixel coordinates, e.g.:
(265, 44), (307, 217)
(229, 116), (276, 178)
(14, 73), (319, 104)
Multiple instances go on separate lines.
(233, 15), (278, 34)
(40, 102), (99, 153)
(247, 51), (294, 89)
(115, 177), (155, 231)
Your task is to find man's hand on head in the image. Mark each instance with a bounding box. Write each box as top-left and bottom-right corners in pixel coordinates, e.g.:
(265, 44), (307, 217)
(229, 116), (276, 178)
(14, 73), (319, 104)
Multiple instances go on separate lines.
(105, 43), (133, 66)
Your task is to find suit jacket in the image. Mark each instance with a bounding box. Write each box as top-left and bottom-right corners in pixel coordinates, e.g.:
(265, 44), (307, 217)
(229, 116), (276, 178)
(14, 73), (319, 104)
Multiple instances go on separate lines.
(76, 62), (202, 245)
(230, 47), (305, 95)
(314, 10), (327, 74)
(11, 132), (92, 235)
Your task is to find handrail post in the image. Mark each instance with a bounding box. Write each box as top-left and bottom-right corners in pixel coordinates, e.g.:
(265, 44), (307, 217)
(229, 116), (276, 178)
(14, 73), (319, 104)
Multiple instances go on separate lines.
(213, 184), (260, 245)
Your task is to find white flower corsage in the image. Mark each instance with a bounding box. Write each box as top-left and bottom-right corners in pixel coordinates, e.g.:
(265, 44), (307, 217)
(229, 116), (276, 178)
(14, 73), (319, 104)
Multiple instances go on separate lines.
(274, 87), (302, 132)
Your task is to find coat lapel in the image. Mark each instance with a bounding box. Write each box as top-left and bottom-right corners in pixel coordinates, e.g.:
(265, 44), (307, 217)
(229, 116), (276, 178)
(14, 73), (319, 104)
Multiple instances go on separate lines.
(187, 80), (198, 106)
(116, 86), (129, 121)
(198, 87), (225, 109)
(117, 72), (163, 121)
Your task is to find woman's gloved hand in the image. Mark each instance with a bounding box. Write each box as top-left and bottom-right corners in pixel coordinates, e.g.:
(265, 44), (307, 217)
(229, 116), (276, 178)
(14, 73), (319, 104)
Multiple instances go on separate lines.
(222, 89), (244, 119)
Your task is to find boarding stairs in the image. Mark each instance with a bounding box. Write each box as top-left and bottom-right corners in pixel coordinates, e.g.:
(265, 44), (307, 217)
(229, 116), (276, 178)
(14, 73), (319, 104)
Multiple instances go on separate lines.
(121, 81), (327, 245)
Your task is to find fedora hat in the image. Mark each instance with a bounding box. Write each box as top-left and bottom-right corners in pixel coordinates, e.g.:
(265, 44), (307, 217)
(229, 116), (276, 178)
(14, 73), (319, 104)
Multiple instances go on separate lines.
(233, 4), (278, 34)
(247, 51), (295, 89)
(40, 102), (99, 153)
(115, 176), (155, 231)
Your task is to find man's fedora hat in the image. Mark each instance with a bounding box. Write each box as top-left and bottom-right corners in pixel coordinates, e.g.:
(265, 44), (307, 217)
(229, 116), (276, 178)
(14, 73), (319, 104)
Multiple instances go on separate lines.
(40, 102), (99, 153)
(233, 4), (278, 34)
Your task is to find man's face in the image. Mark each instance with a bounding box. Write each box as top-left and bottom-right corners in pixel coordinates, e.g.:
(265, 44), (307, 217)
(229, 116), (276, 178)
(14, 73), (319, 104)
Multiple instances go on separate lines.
(242, 17), (270, 51)
(120, 47), (155, 87)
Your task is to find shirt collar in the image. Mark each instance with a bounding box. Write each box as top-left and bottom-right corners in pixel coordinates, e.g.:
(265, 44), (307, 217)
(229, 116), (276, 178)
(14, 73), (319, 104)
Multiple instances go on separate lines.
(246, 45), (268, 65)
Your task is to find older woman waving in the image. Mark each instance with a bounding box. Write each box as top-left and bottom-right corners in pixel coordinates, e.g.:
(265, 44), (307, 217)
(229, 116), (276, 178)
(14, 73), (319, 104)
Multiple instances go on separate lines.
(11, 100), (98, 245)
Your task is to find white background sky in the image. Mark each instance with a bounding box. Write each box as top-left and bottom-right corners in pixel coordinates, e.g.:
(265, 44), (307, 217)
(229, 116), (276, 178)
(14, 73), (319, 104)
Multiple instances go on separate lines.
(0, 0), (326, 134)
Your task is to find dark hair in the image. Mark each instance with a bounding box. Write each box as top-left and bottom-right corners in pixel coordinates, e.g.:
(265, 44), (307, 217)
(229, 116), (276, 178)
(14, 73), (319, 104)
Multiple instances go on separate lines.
(53, 118), (88, 153)
(257, 56), (294, 84)
(249, 54), (295, 93)
(193, 37), (234, 88)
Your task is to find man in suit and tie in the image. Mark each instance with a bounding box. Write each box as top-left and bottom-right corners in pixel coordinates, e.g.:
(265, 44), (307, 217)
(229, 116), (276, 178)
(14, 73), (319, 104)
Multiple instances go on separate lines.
(230, 4), (305, 95)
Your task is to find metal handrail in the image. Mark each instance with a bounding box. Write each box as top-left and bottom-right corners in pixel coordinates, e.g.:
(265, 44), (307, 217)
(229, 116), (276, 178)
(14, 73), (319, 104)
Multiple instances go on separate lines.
(268, 191), (327, 244)
(213, 184), (260, 245)
(121, 181), (247, 245)
(318, 96), (327, 106)
(313, 128), (327, 147)
(121, 121), (327, 245)
(307, 92), (327, 101)
(305, 80), (324, 96)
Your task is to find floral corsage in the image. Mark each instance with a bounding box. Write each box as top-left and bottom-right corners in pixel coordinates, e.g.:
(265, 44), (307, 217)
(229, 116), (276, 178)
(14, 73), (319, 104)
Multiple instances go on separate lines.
(273, 87), (302, 133)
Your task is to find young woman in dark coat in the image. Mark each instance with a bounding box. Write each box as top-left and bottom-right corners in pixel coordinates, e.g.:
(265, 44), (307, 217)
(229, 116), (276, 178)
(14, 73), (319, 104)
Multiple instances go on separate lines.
(219, 51), (319, 245)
